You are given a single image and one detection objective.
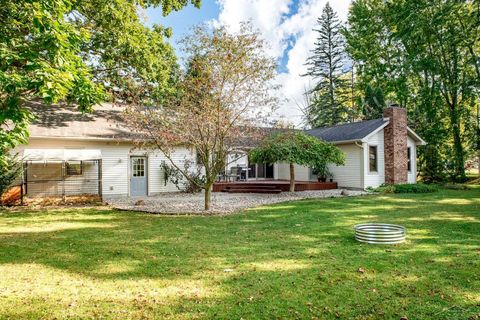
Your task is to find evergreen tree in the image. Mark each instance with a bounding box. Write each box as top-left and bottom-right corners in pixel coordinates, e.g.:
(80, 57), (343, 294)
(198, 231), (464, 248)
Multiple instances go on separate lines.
(361, 85), (386, 120)
(303, 2), (349, 127)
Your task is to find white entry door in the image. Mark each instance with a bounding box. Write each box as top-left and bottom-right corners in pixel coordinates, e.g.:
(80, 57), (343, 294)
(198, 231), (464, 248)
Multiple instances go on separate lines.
(130, 157), (147, 196)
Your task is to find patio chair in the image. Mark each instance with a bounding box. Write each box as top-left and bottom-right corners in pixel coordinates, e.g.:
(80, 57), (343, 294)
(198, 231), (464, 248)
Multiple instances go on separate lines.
(226, 166), (242, 182)
(216, 171), (226, 182)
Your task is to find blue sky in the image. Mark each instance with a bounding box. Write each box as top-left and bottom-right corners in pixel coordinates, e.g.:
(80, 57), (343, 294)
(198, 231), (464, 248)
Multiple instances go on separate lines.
(145, 1), (219, 54)
(145, 1), (305, 72)
(144, 0), (352, 125)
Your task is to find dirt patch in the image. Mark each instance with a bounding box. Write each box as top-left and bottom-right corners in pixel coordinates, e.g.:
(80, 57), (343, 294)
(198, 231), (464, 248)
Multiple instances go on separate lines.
(4, 195), (105, 209)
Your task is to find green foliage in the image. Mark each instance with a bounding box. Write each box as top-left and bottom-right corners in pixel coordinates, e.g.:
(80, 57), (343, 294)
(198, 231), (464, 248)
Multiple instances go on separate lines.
(311, 162), (332, 180)
(303, 2), (351, 127)
(372, 183), (439, 194)
(0, 154), (22, 200)
(360, 85), (386, 120)
(124, 23), (279, 209)
(249, 131), (345, 169)
(393, 183), (439, 193)
(0, 0), (196, 164)
(1, 188), (479, 318)
(161, 160), (204, 193)
(345, 0), (479, 182)
(368, 184), (396, 194)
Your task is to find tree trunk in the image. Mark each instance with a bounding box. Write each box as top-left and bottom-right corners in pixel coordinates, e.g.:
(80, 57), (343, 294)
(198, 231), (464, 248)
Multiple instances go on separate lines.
(289, 163), (295, 192)
(477, 104), (480, 178)
(204, 184), (212, 211)
(450, 109), (466, 181)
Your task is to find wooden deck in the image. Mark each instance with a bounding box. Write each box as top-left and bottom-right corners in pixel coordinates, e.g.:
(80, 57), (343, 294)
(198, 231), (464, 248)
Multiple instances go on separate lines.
(213, 180), (338, 193)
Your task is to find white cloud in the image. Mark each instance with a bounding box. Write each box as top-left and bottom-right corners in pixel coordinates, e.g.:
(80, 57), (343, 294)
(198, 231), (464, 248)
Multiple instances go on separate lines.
(213, 0), (352, 127)
(215, 0), (292, 58)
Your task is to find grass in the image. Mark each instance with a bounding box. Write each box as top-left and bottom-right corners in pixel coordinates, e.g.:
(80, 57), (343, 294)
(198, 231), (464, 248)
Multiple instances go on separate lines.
(0, 188), (479, 320)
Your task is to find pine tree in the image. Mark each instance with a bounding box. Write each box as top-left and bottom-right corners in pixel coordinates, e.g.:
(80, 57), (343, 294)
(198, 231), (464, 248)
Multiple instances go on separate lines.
(304, 2), (349, 127)
(361, 85), (386, 120)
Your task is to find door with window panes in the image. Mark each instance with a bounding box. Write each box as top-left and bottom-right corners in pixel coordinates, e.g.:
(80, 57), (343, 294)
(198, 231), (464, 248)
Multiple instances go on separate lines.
(130, 157), (147, 196)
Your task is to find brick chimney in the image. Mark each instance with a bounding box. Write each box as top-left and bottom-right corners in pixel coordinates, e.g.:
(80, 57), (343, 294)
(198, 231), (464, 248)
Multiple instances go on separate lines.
(383, 104), (408, 184)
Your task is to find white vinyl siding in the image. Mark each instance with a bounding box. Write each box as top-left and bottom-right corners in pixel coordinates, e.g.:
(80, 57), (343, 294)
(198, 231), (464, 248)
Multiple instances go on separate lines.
(363, 130), (385, 189)
(276, 163), (310, 181)
(226, 152), (248, 168)
(147, 148), (197, 194)
(15, 139), (195, 197)
(275, 163), (289, 180)
(328, 143), (363, 189)
(101, 145), (130, 195)
(274, 144), (364, 188)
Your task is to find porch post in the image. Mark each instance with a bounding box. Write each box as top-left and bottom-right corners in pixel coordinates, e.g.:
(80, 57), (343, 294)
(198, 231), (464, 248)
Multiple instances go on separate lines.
(20, 162), (26, 205)
(62, 161), (66, 203)
(23, 161), (28, 202)
(98, 159), (102, 200)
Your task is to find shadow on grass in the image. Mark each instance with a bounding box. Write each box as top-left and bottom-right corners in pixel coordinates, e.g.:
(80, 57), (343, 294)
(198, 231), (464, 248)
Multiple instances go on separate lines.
(0, 188), (479, 319)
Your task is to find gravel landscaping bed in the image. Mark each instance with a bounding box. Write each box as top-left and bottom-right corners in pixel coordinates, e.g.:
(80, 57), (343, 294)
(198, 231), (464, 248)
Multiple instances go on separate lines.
(107, 189), (368, 215)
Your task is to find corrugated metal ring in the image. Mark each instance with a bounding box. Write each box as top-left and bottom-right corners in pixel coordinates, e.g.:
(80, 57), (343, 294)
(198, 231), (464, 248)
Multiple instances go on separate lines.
(354, 223), (406, 244)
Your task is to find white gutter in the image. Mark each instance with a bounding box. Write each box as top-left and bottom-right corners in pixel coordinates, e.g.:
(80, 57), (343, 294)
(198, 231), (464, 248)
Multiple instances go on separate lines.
(29, 135), (132, 142)
(330, 139), (362, 145)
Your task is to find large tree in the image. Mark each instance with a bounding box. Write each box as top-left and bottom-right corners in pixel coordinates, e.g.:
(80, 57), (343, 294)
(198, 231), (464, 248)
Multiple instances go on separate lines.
(346, 0), (479, 182)
(303, 2), (350, 127)
(0, 0), (198, 168)
(249, 132), (345, 192)
(123, 23), (279, 210)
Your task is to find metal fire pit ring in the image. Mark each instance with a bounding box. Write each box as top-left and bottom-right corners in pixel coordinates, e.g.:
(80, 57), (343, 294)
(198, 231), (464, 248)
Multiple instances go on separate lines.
(354, 223), (406, 244)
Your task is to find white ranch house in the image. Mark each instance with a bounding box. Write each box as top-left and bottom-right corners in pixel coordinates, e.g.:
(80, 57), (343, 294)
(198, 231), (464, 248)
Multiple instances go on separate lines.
(14, 103), (425, 199)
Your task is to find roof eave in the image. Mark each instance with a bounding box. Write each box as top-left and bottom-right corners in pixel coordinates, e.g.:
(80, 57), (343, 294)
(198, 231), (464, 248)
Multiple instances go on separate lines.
(29, 135), (134, 142)
(407, 127), (427, 145)
(360, 120), (390, 142)
(329, 139), (363, 145)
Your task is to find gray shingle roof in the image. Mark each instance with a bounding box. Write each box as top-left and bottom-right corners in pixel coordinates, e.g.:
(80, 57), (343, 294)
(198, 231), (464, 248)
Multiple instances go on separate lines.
(25, 102), (392, 144)
(305, 118), (388, 143)
(27, 102), (134, 140)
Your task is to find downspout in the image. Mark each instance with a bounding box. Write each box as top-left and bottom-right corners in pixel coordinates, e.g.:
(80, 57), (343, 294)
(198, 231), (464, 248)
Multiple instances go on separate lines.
(355, 141), (365, 189)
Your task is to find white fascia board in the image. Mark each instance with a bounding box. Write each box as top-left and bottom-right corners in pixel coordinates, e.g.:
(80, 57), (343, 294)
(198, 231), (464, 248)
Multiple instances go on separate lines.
(407, 127), (427, 145)
(360, 121), (390, 143)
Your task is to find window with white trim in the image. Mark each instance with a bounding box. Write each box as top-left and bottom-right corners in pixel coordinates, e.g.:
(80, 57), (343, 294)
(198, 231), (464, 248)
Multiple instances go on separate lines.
(132, 158), (145, 177)
(369, 146), (378, 173)
(407, 147), (412, 172)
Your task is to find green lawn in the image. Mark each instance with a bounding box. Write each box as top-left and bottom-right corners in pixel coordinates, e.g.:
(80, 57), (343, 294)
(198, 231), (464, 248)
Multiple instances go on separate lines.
(0, 188), (479, 320)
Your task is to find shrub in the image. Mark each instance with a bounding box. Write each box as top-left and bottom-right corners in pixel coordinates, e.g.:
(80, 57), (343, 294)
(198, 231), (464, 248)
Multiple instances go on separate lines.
(393, 183), (438, 193)
(371, 183), (438, 194)
(370, 185), (396, 194)
(0, 154), (22, 203)
(161, 160), (205, 193)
